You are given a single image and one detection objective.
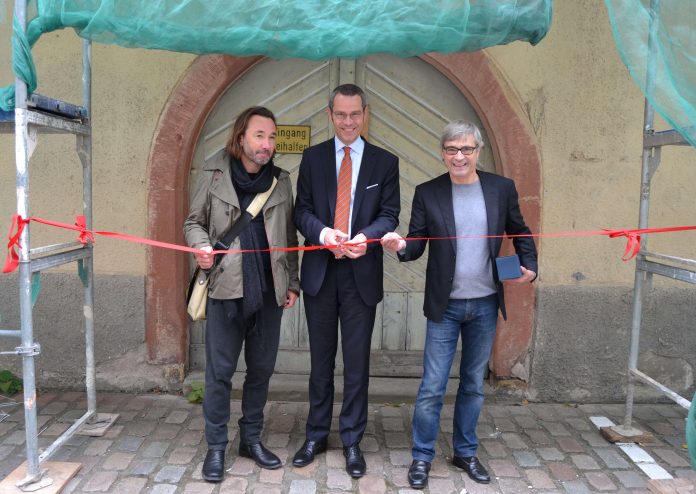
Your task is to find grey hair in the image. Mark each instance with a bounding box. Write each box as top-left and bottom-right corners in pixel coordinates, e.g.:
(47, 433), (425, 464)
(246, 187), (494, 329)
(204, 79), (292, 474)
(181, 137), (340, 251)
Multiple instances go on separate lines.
(440, 120), (484, 149)
(329, 84), (367, 110)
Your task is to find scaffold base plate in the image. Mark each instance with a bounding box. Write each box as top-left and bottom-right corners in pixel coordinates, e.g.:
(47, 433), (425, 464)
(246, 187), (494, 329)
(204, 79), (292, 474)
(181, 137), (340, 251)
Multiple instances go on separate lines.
(76, 413), (119, 437)
(600, 425), (655, 443)
(648, 478), (695, 493)
(0, 461), (80, 493)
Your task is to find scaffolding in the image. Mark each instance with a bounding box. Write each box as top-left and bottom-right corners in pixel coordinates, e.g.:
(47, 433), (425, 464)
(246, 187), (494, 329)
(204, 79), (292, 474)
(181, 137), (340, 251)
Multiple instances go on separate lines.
(608, 0), (694, 441)
(0, 1), (117, 491)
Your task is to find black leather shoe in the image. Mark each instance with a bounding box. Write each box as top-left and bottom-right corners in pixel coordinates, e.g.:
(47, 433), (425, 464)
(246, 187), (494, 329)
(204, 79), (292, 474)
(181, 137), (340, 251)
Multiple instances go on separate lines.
(239, 442), (282, 470)
(453, 455), (490, 484)
(408, 459), (431, 489)
(201, 449), (225, 483)
(292, 438), (328, 467)
(343, 444), (366, 478)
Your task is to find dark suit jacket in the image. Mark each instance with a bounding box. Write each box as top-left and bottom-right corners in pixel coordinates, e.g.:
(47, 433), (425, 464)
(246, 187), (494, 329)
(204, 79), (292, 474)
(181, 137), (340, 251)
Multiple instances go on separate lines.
(294, 138), (400, 306)
(399, 171), (537, 321)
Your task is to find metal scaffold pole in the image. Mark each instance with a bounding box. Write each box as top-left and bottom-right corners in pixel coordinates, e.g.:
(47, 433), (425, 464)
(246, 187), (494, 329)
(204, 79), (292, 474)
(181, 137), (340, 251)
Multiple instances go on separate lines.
(0, 1), (119, 491)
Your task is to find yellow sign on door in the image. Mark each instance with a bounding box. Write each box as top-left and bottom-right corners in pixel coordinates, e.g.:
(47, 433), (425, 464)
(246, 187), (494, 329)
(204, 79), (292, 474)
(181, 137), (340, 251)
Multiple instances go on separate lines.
(275, 125), (311, 154)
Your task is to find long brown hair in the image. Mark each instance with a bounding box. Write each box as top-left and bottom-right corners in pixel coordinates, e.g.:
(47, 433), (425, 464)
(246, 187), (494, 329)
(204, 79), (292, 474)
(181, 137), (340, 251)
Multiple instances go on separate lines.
(226, 106), (277, 160)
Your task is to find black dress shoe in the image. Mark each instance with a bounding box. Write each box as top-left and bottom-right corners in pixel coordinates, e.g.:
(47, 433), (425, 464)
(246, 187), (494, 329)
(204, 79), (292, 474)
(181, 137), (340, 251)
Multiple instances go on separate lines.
(239, 442), (282, 470)
(201, 449), (225, 483)
(343, 444), (366, 478)
(292, 438), (328, 467)
(453, 455), (490, 484)
(408, 459), (431, 489)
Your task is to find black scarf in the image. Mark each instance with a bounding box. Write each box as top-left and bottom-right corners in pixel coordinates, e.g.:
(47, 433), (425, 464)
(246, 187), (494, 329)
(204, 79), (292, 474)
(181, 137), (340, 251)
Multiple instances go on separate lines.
(230, 157), (276, 321)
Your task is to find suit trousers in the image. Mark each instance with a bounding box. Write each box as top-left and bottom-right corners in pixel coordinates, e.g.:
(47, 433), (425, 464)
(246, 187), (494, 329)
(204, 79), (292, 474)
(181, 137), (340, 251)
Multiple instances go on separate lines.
(203, 280), (283, 450)
(303, 257), (376, 447)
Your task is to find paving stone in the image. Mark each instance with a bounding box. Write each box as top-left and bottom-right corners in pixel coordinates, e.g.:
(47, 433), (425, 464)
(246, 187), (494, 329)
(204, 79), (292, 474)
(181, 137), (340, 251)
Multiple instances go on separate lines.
(110, 477), (147, 494)
(181, 482), (216, 493)
(513, 415), (539, 429)
(358, 474), (387, 493)
(613, 470), (648, 488)
(267, 413), (294, 433)
(513, 450), (541, 467)
(365, 451), (384, 471)
(289, 479), (317, 494)
(167, 445), (197, 464)
(585, 471), (618, 491)
(593, 447), (630, 469)
(536, 448), (565, 461)
(82, 471), (119, 492)
(102, 451), (134, 470)
(543, 421), (571, 436)
(227, 456), (255, 476)
(488, 458), (521, 477)
(501, 432), (527, 449)
(565, 418), (592, 431)
(153, 423), (181, 440)
(493, 417), (518, 432)
(481, 440), (508, 458)
(83, 438), (112, 456)
(249, 487), (281, 494)
(384, 432), (409, 448)
(362, 435), (380, 452)
(129, 458), (159, 475)
(180, 430), (204, 446)
(219, 476), (248, 492)
(127, 421), (157, 437)
(652, 447), (691, 467)
(497, 477), (534, 493)
(580, 431), (610, 447)
(142, 441), (171, 457)
(3, 430), (26, 445)
(526, 468), (557, 489)
(426, 478), (456, 493)
(114, 435), (144, 452)
(429, 457), (451, 477)
(557, 437), (585, 453)
(260, 466), (285, 484)
(150, 485), (178, 494)
(526, 428), (553, 445)
(154, 465), (187, 483)
(326, 468), (353, 490)
(389, 449), (412, 466)
(548, 462), (579, 481)
(562, 479), (592, 493)
(570, 454), (600, 470)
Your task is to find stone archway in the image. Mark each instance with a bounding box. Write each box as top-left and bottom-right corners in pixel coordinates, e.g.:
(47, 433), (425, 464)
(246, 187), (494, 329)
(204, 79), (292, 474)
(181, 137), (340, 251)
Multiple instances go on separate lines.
(145, 52), (541, 380)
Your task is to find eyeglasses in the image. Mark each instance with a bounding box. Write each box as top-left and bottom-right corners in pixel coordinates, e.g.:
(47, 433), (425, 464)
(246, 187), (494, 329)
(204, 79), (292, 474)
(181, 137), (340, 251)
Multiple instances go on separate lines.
(444, 145), (478, 156)
(332, 111), (363, 121)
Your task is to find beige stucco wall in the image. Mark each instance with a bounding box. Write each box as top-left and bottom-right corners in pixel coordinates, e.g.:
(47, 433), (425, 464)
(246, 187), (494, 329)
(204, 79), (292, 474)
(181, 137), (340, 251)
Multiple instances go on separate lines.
(1, 5), (195, 275)
(487, 1), (695, 285)
(1, 1), (694, 398)
(2, 1), (693, 281)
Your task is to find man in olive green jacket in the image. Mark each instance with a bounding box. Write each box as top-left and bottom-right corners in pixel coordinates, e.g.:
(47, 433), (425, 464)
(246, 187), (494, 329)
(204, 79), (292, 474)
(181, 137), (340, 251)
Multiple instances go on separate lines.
(184, 106), (299, 482)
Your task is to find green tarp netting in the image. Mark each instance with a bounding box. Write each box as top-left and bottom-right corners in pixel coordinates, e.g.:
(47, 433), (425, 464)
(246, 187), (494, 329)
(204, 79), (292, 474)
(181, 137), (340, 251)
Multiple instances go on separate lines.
(606, 0), (696, 147)
(0, 0), (553, 110)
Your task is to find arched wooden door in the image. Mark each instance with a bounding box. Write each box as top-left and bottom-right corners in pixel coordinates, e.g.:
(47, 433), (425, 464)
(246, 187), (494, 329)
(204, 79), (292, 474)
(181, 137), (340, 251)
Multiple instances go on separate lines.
(188, 55), (495, 375)
(146, 51), (540, 381)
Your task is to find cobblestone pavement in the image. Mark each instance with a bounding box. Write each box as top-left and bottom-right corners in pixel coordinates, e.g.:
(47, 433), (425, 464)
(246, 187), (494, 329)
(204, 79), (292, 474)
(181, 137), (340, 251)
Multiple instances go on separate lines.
(0, 391), (693, 493)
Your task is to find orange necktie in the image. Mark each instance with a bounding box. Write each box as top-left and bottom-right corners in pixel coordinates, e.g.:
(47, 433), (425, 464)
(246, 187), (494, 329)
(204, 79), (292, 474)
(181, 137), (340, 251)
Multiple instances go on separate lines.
(334, 146), (352, 234)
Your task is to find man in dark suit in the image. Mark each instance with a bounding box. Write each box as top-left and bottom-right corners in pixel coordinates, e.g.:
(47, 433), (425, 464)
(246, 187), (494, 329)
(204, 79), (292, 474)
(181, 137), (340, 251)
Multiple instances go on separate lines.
(381, 121), (537, 489)
(292, 84), (400, 478)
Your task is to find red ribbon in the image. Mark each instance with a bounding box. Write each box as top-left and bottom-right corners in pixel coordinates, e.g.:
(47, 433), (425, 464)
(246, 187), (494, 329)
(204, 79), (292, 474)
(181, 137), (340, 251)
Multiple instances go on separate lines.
(2, 214), (27, 273)
(3, 214), (696, 274)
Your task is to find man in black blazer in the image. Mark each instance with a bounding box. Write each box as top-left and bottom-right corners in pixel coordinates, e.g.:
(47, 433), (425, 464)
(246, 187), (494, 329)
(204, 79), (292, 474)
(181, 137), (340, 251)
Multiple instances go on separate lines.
(382, 121), (537, 489)
(292, 84), (400, 478)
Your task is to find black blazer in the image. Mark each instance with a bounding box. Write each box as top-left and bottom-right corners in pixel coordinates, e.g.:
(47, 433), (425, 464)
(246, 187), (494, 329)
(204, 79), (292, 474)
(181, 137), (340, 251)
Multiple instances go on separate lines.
(399, 171), (537, 321)
(294, 138), (400, 306)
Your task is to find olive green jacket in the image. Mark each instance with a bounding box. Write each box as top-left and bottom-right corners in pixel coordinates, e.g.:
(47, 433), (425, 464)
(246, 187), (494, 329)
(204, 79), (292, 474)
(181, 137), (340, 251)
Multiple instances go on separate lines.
(183, 150), (300, 305)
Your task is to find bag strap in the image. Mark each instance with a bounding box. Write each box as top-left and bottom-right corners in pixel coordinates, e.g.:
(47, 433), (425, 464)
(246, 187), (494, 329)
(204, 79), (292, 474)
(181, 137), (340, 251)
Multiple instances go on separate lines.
(215, 170), (280, 250)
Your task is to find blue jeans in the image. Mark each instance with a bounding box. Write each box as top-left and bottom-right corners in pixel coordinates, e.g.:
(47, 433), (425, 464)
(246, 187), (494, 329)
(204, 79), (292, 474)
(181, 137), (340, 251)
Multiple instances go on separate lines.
(412, 294), (499, 461)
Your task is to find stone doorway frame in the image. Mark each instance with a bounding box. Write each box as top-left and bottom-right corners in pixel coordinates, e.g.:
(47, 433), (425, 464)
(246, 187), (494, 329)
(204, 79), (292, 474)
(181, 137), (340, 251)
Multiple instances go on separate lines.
(145, 53), (541, 380)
